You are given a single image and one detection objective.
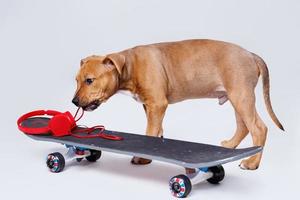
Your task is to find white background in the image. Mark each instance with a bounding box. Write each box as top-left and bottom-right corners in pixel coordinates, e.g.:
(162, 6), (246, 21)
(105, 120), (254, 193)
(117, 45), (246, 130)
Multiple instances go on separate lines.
(0, 0), (299, 199)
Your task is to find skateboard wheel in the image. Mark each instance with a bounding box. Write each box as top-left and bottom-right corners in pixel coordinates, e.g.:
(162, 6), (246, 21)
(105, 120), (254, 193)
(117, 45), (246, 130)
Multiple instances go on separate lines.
(207, 165), (225, 184)
(169, 174), (192, 198)
(86, 150), (102, 162)
(46, 152), (65, 173)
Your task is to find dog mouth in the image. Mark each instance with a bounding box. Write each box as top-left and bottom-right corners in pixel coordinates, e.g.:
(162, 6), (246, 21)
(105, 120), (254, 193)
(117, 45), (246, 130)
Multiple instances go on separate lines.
(82, 100), (101, 111)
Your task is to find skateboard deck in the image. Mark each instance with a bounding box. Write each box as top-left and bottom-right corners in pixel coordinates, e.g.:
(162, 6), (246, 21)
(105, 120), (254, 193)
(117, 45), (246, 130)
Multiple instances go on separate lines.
(21, 117), (262, 168)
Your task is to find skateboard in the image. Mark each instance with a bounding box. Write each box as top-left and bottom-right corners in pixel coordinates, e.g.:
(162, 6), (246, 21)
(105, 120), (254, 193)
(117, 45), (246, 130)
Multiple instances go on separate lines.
(21, 117), (262, 198)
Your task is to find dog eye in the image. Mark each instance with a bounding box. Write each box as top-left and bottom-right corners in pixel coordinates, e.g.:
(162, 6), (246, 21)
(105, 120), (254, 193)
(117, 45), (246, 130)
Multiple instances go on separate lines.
(85, 78), (94, 85)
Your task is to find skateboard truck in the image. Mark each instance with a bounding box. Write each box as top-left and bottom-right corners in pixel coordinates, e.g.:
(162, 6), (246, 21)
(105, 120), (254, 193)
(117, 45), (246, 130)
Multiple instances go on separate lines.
(169, 166), (225, 198)
(46, 145), (101, 173)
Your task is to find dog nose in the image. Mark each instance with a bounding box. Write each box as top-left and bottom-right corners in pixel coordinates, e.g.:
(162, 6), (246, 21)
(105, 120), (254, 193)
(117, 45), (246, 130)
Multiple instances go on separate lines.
(72, 96), (80, 106)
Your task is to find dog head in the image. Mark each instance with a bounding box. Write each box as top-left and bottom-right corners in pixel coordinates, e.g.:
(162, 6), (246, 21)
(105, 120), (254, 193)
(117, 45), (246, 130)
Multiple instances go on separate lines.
(72, 54), (125, 111)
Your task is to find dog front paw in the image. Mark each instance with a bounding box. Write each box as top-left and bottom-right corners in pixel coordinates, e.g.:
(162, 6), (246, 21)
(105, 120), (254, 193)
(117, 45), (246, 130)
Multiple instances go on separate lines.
(131, 157), (152, 165)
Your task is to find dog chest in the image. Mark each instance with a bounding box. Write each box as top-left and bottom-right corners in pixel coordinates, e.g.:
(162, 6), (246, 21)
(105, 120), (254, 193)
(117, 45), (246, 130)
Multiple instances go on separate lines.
(117, 90), (143, 103)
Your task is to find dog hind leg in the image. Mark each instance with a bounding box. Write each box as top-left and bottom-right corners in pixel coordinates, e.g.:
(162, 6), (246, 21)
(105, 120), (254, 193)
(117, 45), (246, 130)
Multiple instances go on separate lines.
(221, 110), (249, 148)
(228, 90), (267, 170)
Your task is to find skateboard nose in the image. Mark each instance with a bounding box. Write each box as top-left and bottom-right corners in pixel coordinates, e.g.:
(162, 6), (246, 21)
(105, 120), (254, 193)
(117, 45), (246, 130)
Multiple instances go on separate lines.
(72, 96), (80, 107)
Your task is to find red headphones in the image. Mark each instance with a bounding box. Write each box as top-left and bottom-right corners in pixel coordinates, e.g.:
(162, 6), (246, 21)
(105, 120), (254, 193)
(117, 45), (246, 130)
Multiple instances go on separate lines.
(17, 110), (76, 137)
(17, 109), (123, 140)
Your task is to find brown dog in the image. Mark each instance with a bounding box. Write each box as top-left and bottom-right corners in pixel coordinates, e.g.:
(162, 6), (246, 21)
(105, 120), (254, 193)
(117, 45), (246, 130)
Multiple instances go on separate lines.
(73, 39), (284, 170)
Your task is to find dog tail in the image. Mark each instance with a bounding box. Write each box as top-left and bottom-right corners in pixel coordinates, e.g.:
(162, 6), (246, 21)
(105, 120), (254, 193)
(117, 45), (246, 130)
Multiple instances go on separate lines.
(252, 53), (284, 131)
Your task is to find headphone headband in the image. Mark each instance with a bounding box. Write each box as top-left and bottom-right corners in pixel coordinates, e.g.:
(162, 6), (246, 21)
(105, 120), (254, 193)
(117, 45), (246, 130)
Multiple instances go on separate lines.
(17, 110), (62, 134)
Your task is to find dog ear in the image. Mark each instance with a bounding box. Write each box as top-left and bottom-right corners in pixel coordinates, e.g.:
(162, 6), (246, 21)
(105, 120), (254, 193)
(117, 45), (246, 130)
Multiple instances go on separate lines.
(103, 54), (125, 74)
(80, 58), (87, 66)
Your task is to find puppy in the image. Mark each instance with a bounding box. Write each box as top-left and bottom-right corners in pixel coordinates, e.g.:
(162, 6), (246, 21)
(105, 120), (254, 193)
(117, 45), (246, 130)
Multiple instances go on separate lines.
(73, 39), (284, 170)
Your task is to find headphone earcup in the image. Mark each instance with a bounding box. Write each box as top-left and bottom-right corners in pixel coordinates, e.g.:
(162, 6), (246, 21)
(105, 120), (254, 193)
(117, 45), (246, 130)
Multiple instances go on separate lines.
(49, 112), (76, 136)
